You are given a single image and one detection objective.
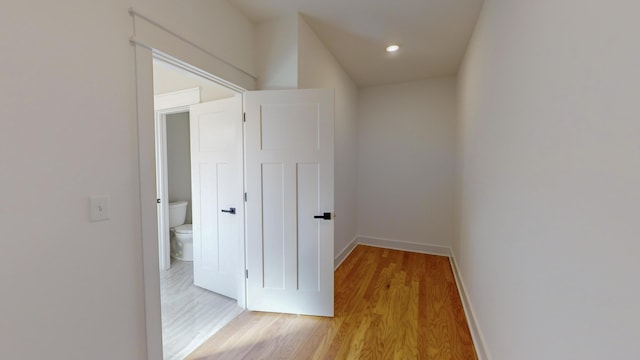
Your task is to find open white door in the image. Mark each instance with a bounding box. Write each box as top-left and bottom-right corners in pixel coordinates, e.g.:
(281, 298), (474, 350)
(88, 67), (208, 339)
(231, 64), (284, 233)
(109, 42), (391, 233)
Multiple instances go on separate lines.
(245, 88), (334, 317)
(190, 95), (243, 299)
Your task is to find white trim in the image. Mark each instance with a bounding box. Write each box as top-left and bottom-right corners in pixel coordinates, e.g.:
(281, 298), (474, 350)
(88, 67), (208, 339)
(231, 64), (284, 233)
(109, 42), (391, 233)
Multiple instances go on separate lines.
(154, 88), (200, 110)
(152, 51), (248, 95)
(356, 235), (451, 257)
(133, 33), (249, 360)
(134, 44), (164, 360)
(153, 88), (200, 272)
(334, 236), (358, 270)
(154, 111), (169, 271)
(129, 9), (256, 91)
(129, 8), (255, 81)
(449, 252), (491, 360)
(153, 104), (191, 271)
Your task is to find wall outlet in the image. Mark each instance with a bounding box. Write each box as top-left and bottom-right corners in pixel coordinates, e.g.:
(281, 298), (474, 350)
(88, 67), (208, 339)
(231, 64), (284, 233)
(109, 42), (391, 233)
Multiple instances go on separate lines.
(90, 195), (110, 222)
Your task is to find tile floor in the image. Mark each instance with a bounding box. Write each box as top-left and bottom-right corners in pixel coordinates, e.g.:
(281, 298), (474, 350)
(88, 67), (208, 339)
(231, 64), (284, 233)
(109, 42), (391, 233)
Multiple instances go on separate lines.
(160, 260), (243, 360)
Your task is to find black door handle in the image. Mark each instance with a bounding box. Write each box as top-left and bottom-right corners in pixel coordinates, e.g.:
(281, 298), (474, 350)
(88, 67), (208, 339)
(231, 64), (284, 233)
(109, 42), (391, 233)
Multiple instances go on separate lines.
(314, 212), (332, 220)
(221, 207), (236, 215)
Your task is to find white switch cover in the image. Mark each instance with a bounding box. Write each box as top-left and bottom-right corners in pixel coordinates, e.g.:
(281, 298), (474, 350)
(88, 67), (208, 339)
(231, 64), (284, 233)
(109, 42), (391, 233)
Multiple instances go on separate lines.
(90, 196), (110, 222)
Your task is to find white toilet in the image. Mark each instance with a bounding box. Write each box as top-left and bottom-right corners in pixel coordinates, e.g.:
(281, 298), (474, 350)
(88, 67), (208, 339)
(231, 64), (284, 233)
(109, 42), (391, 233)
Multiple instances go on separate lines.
(168, 201), (193, 262)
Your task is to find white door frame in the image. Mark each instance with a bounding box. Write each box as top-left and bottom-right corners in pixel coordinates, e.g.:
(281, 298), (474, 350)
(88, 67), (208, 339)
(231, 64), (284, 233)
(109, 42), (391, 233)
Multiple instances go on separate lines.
(133, 48), (252, 360)
(131, 8), (255, 358)
(154, 88), (200, 271)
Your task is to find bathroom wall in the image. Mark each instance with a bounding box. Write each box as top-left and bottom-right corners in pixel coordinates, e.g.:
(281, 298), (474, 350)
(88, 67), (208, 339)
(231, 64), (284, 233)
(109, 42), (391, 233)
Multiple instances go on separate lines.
(166, 112), (192, 224)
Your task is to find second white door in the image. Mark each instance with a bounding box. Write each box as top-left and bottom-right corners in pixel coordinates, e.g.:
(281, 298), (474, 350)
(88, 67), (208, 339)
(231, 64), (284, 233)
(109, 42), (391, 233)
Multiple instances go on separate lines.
(190, 95), (243, 299)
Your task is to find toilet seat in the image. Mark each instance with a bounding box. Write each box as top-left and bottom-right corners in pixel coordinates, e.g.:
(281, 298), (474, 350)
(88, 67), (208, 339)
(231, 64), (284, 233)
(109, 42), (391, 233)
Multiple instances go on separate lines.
(175, 224), (192, 234)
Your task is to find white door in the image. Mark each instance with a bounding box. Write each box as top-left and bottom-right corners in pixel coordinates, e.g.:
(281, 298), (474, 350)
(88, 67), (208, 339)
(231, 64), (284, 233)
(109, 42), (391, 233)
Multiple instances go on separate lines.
(245, 88), (334, 317)
(190, 95), (243, 299)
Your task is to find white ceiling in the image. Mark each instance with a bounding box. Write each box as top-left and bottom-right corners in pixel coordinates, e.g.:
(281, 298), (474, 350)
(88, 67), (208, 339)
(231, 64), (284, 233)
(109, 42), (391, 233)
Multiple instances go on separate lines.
(229, 0), (484, 87)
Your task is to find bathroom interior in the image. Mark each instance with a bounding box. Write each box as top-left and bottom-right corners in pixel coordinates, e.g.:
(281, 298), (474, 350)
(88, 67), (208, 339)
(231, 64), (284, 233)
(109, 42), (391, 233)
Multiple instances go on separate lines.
(153, 60), (243, 360)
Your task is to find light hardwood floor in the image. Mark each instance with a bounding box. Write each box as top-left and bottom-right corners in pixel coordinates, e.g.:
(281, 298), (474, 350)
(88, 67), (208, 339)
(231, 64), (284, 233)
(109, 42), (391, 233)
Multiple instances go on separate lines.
(187, 245), (477, 359)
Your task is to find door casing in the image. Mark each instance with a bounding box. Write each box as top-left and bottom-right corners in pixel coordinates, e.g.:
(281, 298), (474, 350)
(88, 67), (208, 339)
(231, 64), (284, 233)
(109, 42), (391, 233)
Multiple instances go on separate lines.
(153, 87), (200, 271)
(135, 47), (249, 359)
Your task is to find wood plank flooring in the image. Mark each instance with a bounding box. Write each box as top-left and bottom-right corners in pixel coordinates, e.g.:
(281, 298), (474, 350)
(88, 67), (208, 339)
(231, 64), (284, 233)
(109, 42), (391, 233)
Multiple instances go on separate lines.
(187, 245), (477, 359)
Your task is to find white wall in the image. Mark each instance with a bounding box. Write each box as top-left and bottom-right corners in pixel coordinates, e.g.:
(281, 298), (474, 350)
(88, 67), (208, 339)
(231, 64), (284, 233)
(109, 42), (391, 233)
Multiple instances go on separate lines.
(153, 62), (236, 102)
(297, 15), (360, 259)
(357, 78), (457, 250)
(456, 0), (640, 359)
(0, 1), (254, 359)
(132, 0), (255, 75)
(255, 15), (298, 90)
(166, 112), (193, 224)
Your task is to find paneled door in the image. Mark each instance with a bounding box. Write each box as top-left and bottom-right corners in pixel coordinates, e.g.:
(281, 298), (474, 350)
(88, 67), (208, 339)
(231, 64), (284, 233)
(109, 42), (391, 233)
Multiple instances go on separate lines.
(244, 89), (334, 317)
(190, 95), (243, 299)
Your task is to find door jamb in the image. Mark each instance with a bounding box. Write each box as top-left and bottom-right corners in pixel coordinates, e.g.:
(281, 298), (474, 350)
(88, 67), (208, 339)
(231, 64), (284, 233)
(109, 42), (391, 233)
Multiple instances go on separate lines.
(154, 97), (194, 271)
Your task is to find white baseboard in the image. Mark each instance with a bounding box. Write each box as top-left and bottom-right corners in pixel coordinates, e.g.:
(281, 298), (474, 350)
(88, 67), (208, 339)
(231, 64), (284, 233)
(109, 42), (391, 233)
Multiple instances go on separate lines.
(449, 253), (491, 360)
(357, 235), (451, 257)
(334, 236), (358, 270)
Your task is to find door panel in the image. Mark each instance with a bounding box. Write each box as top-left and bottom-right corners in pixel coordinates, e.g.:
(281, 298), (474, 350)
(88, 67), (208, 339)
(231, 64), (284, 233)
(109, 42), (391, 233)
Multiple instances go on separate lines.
(297, 163), (320, 292)
(261, 163), (286, 290)
(245, 89), (334, 317)
(190, 96), (243, 300)
(260, 103), (320, 150)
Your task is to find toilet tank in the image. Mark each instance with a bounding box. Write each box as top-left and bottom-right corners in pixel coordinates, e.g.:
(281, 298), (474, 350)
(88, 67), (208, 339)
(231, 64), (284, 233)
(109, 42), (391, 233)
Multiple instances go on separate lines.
(168, 201), (188, 228)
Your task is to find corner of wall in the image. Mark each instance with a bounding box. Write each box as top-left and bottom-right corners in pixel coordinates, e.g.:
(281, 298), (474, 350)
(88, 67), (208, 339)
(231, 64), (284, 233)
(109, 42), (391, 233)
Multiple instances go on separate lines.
(294, 13), (360, 261)
(357, 235), (451, 257)
(334, 235), (359, 270)
(449, 252), (491, 360)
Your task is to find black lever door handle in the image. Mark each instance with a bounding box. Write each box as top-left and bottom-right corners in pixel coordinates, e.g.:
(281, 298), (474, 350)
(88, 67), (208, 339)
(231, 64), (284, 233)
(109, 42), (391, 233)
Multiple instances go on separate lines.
(314, 212), (332, 220)
(221, 207), (236, 215)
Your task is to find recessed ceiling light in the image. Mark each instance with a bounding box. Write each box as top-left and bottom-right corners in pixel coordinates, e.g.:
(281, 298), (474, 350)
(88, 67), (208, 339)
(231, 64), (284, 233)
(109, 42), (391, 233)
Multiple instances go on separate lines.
(386, 44), (400, 53)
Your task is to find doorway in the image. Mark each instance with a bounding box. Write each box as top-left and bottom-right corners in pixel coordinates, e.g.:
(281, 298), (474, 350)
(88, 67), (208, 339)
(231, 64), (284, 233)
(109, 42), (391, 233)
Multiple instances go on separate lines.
(152, 58), (245, 359)
(132, 27), (336, 359)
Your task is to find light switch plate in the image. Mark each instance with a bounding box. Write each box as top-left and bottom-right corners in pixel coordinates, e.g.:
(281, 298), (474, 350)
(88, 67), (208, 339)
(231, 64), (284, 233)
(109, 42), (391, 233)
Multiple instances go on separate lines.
(90, 195), (110, 222)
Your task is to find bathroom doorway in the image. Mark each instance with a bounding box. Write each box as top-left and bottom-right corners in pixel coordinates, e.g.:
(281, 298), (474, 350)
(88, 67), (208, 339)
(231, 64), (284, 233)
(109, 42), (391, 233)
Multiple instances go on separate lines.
(133, 27), (336, 358)
(152, 58), (245, 360)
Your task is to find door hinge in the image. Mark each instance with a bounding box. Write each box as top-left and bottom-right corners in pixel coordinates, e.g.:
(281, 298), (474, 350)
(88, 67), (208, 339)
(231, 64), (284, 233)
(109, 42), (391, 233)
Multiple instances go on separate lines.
(245, 269), (248, 279)
(244, 192), (247, 202)
(156, 198), (161, 204)
(243, 112), (246, 122)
